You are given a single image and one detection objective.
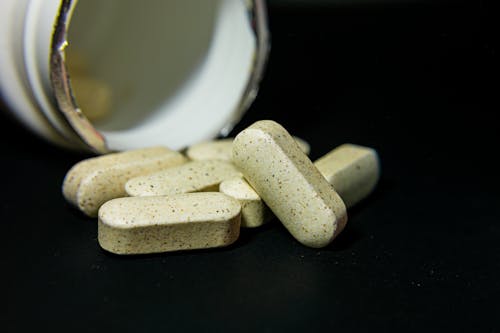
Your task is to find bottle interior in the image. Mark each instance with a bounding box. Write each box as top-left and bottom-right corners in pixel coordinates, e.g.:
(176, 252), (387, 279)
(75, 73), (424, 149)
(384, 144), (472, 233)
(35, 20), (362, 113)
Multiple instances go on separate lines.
(66, 0), (255, 150)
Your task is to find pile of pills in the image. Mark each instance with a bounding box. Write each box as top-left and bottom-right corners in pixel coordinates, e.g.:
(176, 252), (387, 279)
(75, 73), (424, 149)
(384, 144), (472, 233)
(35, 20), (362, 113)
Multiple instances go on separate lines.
(63, 120), (380, 254)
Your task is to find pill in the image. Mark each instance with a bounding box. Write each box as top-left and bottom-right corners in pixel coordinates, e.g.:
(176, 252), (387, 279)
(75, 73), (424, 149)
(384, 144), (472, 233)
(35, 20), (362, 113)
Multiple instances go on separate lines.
(98, 192), (241, 255)
(63, 147), (188, 217)
(186, 136), (311, 161)
(219, 178), (273, 228)
(315, 144), (380, 208)
(65, 48), (90, 75)
(71, 76), (112, 122)
(221, 145), (379, 228)
(126, 160), (242, 197)
(293, 137), (311, 156)
(232, 120), (347, 248)
(65, 49), (112, 122)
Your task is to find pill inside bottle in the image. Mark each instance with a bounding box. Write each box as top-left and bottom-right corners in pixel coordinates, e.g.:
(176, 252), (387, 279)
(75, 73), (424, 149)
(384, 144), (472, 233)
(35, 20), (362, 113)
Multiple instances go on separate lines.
(62, 0), (264, 151)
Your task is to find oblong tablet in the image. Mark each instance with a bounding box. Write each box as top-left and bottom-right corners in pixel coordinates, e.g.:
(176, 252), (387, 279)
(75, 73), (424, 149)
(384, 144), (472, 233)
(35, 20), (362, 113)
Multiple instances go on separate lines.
(98, 193), (241, 255)
(219, 178), (273, 228)
(186, 138), (234, 161)
(125, 160), (242, 197)
(232, 120), (347, 248)
(186, 136), (310, 161)
(315, 144), (380, 208)
(63, 147), (188, 217)
(293, 137), (311, 156)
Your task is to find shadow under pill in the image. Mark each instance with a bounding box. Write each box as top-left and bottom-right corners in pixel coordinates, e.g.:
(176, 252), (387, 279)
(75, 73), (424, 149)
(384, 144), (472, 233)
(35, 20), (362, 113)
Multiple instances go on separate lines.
(324, 227), (365, 252)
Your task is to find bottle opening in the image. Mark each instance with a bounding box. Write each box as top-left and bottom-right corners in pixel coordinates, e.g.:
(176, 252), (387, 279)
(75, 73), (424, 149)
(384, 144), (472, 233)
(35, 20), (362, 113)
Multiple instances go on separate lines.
(66, 0), (257, 151)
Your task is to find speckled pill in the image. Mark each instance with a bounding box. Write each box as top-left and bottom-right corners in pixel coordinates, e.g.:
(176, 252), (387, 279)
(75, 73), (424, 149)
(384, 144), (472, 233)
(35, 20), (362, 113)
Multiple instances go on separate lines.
(315, 144), (380, 208)
(219, 178), (273, 228)
(63, 147), (187, 217)
(221, 145), (379, 227)
(125, 160), (242, 197)
(98, 192), (241, 255)
(186, 136), (310, 161)
(232, 120), (347, 248)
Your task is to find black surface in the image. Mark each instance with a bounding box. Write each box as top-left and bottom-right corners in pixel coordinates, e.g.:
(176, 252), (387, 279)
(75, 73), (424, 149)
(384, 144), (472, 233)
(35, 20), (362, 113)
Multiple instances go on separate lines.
(2, 2), (499, 332)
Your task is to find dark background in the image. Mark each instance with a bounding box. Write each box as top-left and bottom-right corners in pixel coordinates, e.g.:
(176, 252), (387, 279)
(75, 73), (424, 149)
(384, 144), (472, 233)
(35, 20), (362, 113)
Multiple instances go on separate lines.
(272, 0), (461, 6)
(2, 0), (498, 332)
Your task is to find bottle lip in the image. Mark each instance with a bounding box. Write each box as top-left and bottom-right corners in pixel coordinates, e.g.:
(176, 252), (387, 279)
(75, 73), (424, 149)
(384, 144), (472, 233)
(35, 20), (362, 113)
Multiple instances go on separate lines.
(49, 0), (270, 154)
(50, 0), (108, 153)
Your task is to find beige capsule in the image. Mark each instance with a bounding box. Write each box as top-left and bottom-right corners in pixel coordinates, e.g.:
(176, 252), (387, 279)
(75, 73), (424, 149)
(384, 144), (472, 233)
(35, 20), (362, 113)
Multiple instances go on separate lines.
(71, 76), (112, 122)
(98, 193), (241, 255)
(65, 48), (90, 75)
(232, 120), (347, 248)
(126, 160), (242, 197)
(63, 147), (187, 217)
(221, 144), (379, 228)
(186, 136), (310, 162)
(315, 144), (380, 208)
(219, 178), (273, 228)
(66, 49), (112, 122)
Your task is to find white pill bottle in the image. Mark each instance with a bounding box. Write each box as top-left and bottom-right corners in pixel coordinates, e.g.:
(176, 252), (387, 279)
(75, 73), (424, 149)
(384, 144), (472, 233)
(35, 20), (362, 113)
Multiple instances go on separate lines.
(0, 0), (269, 153)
